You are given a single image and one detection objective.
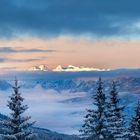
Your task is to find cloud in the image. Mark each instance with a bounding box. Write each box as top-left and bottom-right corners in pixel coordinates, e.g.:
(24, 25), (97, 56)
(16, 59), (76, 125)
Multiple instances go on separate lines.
(0, 47), (16, 53)
(0, 86), (88, 134)
(0, 58), (6, 62)
(0, 47), (55, 53)
(8, 58), (41, 62)
(0, 57), (41, 63)
(0, 67), (17, 70)
(0, 0), (140, 38)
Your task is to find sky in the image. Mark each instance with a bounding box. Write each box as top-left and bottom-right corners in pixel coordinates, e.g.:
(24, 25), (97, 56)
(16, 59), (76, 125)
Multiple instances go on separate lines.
(0, 0), (140, 70)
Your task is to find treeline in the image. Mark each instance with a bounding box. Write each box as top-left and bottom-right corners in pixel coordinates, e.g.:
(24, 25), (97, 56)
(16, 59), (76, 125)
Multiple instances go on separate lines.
(80, 78), (140, 140)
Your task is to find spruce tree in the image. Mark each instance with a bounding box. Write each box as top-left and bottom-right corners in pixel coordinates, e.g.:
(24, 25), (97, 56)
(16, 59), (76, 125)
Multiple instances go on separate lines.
(107, 81), (126, 139)
(129, 100), (140, 140)
(81, 78), (108, 140)
(2, 79), (35, 140)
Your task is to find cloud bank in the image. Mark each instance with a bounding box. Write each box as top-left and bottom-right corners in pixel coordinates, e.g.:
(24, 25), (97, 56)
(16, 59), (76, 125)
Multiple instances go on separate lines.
(0, 47), (55, 53)
(0, 0), (140, 38)
(0, 86), (89, 134)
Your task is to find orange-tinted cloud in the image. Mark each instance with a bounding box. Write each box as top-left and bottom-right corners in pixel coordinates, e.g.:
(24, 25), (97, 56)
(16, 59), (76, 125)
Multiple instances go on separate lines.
(0, 36), (140, 70)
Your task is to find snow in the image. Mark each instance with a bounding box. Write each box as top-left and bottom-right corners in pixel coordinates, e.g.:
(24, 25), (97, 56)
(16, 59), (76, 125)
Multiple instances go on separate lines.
(28, 64), (110, 72)
(53, 65), (110, 72)
(28, 65), (49, 71)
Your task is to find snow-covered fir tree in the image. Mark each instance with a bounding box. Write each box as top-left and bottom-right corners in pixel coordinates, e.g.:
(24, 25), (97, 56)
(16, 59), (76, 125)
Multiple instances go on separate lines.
(129, 100), (140, 140)
(107, 81), (126, 139)
(81, 78), (109, 140)
(1, 79), (35, 140)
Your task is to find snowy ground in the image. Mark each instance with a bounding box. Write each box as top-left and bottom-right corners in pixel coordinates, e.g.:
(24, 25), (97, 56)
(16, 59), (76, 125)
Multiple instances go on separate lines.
(0, 85), (91, 134)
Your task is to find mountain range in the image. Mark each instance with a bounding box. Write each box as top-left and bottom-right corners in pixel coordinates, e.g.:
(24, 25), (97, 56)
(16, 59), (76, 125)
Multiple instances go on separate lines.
(1, 76), (140, 94)
(28, 64), (110, 72)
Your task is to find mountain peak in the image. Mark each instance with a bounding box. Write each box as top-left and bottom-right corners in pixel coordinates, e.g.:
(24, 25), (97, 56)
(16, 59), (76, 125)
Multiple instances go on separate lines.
(28, 65), (49, 71)
(29, 64), (110, 72)
(53, 65), (110, 72)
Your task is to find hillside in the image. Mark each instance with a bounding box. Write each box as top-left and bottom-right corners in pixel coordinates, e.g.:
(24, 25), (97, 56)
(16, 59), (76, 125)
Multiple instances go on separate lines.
(0, 114), (80, 140)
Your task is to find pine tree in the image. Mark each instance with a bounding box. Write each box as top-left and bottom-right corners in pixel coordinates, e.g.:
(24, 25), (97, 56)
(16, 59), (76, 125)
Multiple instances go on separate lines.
(2, 79), (35, 140)
(129, 100), (140, 140)
(107, 81), (126, 139)
(81, 78), (108, 140)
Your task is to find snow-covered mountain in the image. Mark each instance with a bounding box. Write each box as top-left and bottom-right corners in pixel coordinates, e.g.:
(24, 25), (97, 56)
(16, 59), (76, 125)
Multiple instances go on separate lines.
(53, 65), (110, 72)
(20, 77), (140, 94)
(29, 64), (110, 72)
(1, 76), (140, 94)
(28, 65), (49, 71)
